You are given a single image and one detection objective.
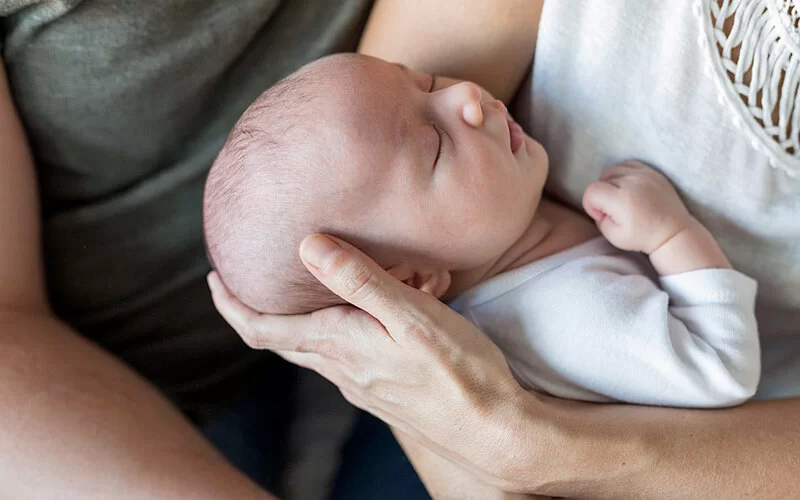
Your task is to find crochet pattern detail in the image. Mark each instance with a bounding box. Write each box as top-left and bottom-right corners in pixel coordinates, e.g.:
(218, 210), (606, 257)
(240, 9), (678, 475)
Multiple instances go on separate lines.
(696, 0), (800, 176)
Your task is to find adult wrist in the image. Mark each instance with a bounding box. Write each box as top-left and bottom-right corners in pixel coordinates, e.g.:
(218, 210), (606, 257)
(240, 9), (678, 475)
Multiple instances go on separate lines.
(495, 393), (658, 498)
(478, 389), (569, 493)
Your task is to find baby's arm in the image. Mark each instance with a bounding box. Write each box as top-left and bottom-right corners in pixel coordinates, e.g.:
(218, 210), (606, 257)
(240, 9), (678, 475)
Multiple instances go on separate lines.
(582, 161), (730, 276)
(573, 161), (759, 407)
(509, 264), (759, 407)
(648, 217), (731, 275)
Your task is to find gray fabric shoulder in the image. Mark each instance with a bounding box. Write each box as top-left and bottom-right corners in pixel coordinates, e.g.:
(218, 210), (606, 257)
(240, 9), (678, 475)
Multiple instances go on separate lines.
(0, 0), (81, 20)
(1, 0), (41, 16)
(1, 0), (82, 52)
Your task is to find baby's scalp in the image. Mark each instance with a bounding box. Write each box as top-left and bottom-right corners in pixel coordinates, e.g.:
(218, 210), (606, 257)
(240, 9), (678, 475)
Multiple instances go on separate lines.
(205, 52), (547, 315)
(203, 54), (410, 314)
(204, 57), (348, 314)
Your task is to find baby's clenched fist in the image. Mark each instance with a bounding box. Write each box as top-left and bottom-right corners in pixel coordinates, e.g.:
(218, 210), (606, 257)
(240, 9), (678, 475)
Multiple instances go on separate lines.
(582, 161), (692, 254)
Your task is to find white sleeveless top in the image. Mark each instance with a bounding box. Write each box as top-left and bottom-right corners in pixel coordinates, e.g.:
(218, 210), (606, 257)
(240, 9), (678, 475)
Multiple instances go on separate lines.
(517, 0), (800, 399)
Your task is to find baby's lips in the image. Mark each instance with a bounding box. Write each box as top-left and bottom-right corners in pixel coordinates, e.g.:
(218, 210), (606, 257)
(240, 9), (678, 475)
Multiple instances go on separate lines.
(500, 102), (525, 153)
(508, 118), (524, 154)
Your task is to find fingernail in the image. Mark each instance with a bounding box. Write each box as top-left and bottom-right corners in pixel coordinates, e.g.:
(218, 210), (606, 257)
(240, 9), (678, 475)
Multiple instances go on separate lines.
(300, 235), (340, 272)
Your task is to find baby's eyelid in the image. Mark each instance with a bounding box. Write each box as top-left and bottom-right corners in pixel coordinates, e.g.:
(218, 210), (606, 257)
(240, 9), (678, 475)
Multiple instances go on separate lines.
(428, 74), (437, 93)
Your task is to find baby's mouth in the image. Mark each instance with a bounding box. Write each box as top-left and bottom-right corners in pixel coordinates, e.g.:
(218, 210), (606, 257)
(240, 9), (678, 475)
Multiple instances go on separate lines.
(507, 116), (524, 154)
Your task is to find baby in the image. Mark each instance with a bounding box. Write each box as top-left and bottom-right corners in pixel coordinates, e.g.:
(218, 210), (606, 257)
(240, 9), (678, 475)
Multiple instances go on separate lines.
(204, 54), (760, 408)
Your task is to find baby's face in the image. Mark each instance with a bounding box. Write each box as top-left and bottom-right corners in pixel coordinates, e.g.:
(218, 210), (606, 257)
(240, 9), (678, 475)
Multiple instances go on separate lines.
(310, 55), (549, 270)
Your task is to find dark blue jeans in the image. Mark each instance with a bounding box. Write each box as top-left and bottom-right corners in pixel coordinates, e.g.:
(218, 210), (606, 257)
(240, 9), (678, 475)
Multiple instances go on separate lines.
(200, 358), (429, 499)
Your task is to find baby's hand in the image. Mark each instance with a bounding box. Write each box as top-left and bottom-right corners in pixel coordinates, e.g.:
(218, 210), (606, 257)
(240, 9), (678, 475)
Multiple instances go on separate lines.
(582, 161), (692, 254)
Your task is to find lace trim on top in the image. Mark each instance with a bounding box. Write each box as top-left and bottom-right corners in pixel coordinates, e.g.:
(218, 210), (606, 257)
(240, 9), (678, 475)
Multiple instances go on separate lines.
(696, 0), (800, 177)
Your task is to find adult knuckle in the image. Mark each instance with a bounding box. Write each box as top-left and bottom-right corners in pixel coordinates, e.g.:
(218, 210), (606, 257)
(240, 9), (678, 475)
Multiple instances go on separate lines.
(301, 313), (347, 357)
(239, 325), (265, 349)
(340, 389), (360, 408)
(318, 305), (353, 329)
(340, 261), (381, 301)
(325, 303), (366, 332)
(401, 320), (432, 343)
(297, 335), (325, 355)
(403, 316), (444, 351)
(341, 387), (369, 411)
(352, 366), (376, 392)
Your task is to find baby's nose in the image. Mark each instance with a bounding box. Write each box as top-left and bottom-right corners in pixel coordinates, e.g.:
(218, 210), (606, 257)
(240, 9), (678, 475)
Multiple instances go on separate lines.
(445, 82), (484, 127)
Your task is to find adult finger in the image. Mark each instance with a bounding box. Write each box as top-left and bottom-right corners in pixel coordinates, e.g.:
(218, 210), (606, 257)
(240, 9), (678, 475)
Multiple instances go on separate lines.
(298, 234), (430, 331)
(208, 271), (333, 352)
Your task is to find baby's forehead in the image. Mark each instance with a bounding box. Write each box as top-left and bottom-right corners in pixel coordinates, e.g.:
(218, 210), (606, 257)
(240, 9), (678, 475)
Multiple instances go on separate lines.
(329, 66), (409, 137)
(309, 53), (391, 87)
(309, 80), (401, 152)
(260, 55), (409, 198)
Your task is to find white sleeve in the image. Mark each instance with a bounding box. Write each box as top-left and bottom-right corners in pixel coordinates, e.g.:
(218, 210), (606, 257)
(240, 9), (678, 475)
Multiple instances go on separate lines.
(655, 268), (760, 406)
(506, 266), (760, 408)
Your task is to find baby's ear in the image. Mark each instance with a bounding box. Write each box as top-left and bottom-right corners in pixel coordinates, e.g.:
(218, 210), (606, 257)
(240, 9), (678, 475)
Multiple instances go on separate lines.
(385, 264), (451, 299)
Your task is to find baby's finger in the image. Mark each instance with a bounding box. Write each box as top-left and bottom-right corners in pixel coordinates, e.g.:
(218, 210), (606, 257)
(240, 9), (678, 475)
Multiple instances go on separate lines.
(607, 160), (646, 172)
(582, 180), (619, 221)
(598, 166), (634, 185)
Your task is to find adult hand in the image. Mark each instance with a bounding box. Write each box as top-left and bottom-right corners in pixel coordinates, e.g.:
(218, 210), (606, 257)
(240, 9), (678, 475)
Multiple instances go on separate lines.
(208, 233), (532, 486)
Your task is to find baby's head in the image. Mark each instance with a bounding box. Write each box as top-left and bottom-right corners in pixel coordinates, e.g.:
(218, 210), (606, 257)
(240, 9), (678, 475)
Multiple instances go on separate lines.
(204, 54), (548, 314)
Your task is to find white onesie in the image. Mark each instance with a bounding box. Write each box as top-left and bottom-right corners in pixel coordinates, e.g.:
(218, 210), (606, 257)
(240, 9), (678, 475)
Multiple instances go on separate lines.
(449, 237), (759, 408)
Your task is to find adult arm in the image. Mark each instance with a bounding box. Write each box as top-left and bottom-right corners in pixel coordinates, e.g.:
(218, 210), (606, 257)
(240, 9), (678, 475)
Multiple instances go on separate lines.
(0, 57), (271, 499)
(358, 0), (544, 103)
(505, 393), (800, 498)
(209, 234), (800, 498)
(394, 429), (544, 499)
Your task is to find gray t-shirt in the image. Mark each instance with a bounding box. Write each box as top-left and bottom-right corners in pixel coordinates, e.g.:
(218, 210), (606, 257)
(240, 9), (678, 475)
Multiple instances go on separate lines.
(1, 0), (373, 417)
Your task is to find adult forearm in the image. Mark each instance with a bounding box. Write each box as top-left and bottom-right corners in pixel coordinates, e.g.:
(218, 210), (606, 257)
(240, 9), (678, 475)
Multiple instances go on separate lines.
(394, 429), (543, 499)
(0, 311), (271, 499)
(507, 394), (800, 498)
(359, 0), (543, 103)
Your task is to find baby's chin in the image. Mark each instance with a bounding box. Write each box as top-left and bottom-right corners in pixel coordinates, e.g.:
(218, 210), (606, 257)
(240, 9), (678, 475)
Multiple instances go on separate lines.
(526, 135), (549, 169)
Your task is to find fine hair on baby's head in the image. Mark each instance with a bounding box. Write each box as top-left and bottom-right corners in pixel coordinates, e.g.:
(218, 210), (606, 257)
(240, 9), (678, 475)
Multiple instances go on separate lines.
(204, 53), (547, 314)
(204, 57), (350, 315)
(205, 54), (431, 315)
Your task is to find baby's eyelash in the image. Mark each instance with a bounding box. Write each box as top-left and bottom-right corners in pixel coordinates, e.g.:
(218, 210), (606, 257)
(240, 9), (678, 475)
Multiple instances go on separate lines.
(429, 74), (437, 93)
(432, 123), (443, 167)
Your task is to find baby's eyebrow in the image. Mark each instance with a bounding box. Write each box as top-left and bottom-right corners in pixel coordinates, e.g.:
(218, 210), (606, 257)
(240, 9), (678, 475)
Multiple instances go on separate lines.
(393, 62), (410, 74)
(387, 63), (418, 163)
(393, 63), (418, 84)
